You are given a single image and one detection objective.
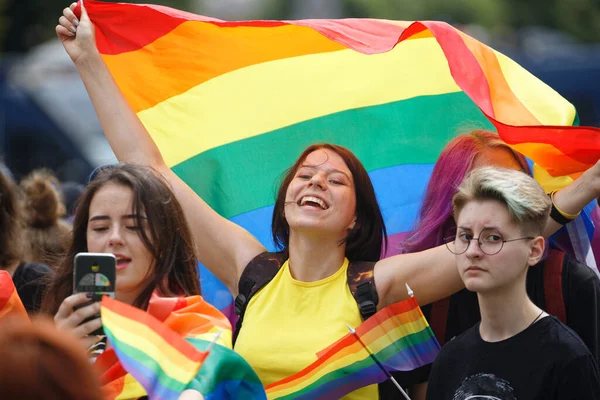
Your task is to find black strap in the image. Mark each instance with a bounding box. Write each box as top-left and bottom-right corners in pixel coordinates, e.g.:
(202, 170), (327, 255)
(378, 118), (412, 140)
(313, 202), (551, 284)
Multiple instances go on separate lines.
(347, 261), (378, 320)
(233, 252), (286, 346)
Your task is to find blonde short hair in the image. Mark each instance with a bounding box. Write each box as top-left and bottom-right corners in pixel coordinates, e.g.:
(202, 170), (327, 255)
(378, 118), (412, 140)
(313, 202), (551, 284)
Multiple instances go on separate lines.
(453, 167), (551, 235)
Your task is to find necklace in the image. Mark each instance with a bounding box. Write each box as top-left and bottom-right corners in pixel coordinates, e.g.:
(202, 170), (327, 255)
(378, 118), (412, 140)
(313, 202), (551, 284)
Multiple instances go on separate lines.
(528, 310), (545, 328)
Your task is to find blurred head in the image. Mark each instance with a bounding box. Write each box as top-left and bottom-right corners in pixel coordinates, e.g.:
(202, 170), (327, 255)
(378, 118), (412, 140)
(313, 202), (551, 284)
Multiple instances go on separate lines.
(60, 181), (85, 218)
(401, 130), (530, 254)
(0, 317), (102, 400)
(451, 167), (549, 293)
(20, 170), (71, 269)
(272, 144), (387, 262)
(43, 164), (200, 314)
(0, 167), (23, 267)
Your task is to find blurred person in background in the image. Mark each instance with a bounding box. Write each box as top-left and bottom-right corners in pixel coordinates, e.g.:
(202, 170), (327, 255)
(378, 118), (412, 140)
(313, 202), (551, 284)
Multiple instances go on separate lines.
(20, 169), (72, 270)
(0, 317), (103, 400)
(0, 164), (54, 314)
(60, 181), (85, 221)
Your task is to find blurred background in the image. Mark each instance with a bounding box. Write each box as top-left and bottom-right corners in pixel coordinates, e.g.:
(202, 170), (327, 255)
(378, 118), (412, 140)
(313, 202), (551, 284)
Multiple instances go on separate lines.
(1, 0), (599, 184)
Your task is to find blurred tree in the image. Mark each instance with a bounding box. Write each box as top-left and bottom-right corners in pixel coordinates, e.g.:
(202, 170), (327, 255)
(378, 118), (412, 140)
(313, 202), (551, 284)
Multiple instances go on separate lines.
(346, 0), (600, 43)
(0, 0), (190, 53)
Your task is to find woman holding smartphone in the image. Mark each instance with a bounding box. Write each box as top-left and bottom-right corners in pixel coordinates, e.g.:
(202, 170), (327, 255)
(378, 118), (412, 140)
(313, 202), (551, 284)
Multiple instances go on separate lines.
(43, 164), (200, 344)
(42, 164), (210, 399)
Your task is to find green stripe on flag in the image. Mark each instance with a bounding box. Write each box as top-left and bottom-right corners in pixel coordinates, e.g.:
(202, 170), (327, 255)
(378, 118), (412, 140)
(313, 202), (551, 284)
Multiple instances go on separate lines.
(172, 92), (493, 218)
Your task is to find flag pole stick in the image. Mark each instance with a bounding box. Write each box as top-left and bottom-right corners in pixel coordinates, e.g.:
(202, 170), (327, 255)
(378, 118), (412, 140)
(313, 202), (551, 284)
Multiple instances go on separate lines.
(196, 329), (223, 374)
(345, 283), (416, 400)
(204, 329), (223, 354)
(346, 324), (411, 400)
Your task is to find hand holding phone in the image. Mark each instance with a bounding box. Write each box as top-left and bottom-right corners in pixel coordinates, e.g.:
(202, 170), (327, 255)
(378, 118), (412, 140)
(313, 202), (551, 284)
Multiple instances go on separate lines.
(54, 293), (103, 346)
(73, 252), (117, 336)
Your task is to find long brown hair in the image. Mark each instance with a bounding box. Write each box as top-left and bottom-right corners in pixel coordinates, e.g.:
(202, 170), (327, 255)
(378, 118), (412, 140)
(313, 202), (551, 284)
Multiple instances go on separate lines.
(272, 144), (387, 262)
(42, 164), (200, 314)
(0, 317), (103, 400)
(0, 168), (24, 267)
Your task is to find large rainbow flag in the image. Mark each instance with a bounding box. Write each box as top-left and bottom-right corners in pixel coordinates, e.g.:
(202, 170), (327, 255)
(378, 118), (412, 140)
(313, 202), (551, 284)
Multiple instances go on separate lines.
(80, 0), (600, 314)
(99, 295), (265, 399)
(0, 271), (28, 321)
(265, 295), (440, 399)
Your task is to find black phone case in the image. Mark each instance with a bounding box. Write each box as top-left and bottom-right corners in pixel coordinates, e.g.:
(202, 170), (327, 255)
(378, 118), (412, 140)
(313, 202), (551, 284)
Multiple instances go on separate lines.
(73, 253), (117, 336)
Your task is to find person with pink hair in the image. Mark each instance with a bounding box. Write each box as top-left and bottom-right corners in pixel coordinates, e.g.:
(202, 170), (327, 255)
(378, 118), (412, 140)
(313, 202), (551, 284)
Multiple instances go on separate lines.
(393, 129), (600, 394)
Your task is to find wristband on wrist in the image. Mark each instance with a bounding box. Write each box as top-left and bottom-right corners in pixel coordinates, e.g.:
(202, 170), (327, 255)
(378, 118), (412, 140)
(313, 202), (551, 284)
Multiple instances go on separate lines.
(550, 190), (581, 225)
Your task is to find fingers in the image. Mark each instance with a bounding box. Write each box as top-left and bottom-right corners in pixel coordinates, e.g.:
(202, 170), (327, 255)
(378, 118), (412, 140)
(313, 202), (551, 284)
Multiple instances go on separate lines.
(57, 300), (102, 339)
(54, 293), (98, 328)
(79, 0), (90, 21)
(56, 24), (74, 38)
(63, 5), (80, 28)
(68, 301), (102, 330)
(58, 15), (77, 35)
(72, 315), (103, 339)
(54, 292), (88, 320)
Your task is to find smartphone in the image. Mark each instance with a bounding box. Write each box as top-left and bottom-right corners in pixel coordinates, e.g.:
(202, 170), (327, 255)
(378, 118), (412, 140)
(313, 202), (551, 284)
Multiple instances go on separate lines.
(73, 252), (117, 336)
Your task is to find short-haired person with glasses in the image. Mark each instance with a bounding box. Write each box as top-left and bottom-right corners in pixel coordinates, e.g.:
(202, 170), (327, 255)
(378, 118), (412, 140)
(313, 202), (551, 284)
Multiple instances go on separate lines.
(426, 167), (600, 400)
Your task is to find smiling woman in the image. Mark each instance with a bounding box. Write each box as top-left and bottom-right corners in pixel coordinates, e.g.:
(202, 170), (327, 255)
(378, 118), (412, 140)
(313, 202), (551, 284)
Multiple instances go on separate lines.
(55, 3), (596, 399)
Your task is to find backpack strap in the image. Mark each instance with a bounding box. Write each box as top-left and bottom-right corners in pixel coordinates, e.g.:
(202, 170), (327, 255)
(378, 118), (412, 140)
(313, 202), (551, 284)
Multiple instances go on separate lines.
(429, 297), (450, 346)
(233, 251), (287, 346)
(347, 261), (379, 321)
(544, 249), (567, 323)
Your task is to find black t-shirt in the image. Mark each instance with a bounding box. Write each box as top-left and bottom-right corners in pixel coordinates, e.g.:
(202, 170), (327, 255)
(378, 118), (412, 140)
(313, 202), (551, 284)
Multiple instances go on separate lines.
(11, 261), (53, 313)
(422, 253), (600, 364)
(426, 316), (600, 400)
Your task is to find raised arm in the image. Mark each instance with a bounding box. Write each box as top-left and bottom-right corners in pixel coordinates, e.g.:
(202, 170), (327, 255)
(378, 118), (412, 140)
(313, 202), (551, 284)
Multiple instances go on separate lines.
(57, 3), (265, 293)
(373, 190), (600, 307)
(374, 245), (464, 307)
(544, 160), (600, 237)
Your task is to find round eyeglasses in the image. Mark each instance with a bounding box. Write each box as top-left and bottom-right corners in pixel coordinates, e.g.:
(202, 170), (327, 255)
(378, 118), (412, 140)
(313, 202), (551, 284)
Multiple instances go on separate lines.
(445, 228), (534, 255)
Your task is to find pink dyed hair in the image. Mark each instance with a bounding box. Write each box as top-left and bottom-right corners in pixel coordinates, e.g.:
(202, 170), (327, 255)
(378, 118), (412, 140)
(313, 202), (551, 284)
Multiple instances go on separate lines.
(400, 130), (530, 253)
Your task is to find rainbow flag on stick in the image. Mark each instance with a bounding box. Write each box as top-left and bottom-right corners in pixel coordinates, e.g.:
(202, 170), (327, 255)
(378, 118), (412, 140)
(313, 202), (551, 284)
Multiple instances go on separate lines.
(0, 270), (28, 321)
(79, 0), (600, 314)
(101, 296), (208, 400)
(265, 293), (440, 399)
(99, 295), (266, 400)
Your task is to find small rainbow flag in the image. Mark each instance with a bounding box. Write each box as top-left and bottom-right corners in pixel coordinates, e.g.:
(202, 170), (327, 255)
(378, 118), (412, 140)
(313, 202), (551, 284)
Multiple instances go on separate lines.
(79, 0), (600, 313)
(101, 296), (208, 400)
(99, 295), (266, 400)
(265, 295), (440, 399)
(0, 270), (28, 321)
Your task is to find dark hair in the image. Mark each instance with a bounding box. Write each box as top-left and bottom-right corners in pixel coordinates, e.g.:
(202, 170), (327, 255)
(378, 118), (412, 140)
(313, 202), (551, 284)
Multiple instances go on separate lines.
(20, 170), (71, 269)
(0, 317), (103, 400)
(272, 144), (387, 262)
(42, 164), (200, 314)
(0, 168), (23, 267)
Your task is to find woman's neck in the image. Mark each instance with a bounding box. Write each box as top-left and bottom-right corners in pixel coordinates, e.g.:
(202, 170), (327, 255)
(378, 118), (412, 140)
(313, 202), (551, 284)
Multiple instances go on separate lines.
(114, 290), (143, 307)
(477, 277), (543, 342)
(288, 231), (347, 282)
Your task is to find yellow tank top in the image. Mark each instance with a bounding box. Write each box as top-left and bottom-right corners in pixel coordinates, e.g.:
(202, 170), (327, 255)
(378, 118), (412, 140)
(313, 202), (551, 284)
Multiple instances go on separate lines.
(234, 258), (378, 399)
